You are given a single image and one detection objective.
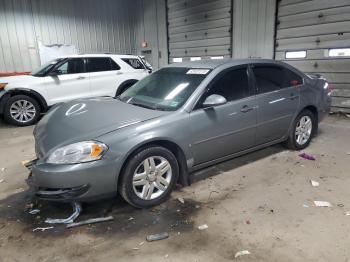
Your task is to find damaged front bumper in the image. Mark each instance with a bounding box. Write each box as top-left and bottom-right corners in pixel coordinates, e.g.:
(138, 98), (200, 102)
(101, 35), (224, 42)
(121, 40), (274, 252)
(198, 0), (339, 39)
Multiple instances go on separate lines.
(26, 158), (120, 202)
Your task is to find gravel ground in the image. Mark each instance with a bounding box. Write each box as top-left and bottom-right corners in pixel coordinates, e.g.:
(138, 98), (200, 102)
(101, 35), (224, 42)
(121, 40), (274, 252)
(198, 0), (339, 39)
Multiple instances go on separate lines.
(0, 115), (349, 262)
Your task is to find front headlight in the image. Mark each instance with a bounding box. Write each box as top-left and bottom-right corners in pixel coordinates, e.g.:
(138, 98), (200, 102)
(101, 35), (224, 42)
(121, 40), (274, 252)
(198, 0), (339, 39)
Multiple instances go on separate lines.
(0, 83), (8, 90)
(46, 141), (108, 164)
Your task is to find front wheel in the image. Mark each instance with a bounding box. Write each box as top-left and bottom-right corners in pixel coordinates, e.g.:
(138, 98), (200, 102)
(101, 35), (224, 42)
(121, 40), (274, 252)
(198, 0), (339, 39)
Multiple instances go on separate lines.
(119, 146), (179, 208)
(3, 95), (41, 126)
(284, 109), (316, 150)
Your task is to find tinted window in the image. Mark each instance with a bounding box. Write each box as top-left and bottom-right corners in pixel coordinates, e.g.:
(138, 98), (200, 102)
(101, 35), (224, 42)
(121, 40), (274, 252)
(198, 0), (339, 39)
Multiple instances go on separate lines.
(253, 65), (303, 94)
(87, 58), (120, 72)
(205, 67), (250, 102)
(122, 58), (145, 69)
(55, 59), (84, 75)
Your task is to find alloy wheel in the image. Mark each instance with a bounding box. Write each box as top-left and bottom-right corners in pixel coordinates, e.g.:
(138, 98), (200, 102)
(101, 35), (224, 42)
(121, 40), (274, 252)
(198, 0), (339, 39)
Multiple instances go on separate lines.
(10, 100), (37, 123)
(295, 115), (312, 146)
(132, 156), (172, 200)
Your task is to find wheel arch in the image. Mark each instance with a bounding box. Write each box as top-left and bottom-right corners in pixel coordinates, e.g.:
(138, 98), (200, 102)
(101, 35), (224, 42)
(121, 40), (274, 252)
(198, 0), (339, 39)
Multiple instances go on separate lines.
(5, 88), (48, 112)
(118, 139), (190, 188)
(115, 79), (138, 96)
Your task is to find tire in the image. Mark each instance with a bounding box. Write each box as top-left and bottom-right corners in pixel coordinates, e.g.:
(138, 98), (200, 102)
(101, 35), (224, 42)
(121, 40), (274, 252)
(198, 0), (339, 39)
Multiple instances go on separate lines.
(284, 109), (316, 150)
(3, 95), (41, 126)
(119, 146), (179, 208)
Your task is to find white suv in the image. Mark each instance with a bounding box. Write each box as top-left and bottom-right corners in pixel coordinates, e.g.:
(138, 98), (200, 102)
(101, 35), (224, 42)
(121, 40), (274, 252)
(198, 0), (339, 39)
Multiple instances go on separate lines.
(0, 54), (150, 126)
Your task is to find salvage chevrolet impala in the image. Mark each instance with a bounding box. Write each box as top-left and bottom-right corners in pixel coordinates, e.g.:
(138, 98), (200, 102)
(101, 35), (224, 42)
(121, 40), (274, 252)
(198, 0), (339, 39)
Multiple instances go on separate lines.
(29, 59), (331, 208)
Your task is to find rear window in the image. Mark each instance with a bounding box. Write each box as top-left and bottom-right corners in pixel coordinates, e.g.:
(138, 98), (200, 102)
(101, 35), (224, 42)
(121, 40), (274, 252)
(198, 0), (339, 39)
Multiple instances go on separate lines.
(122, 58), (145, 69)
(86, 57), (120, 72)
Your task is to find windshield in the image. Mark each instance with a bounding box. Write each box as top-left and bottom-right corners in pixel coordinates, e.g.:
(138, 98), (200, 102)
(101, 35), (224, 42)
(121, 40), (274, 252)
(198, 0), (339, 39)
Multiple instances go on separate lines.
(119, 67), (210, 111)
(31, 58), (65, 77)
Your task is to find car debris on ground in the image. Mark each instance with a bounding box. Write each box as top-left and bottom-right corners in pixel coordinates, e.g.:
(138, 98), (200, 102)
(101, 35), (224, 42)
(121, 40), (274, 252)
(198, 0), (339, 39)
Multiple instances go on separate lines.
(32, 226), (54, 232)
(234, 250), (251, 258)
(0, 179), (4, 183)
(146, 232), (169, 242)
(177, 197), (185, 204)
(45, 202), (82, 224)
(303, 204), (309, 208)
(310, 180), (320, 187)
(28, 209), (40, 215)
(198, 224), (208, 230)
(299, 153), (316, 161)
(66, 216), (114, 229)
(314, 201), (332, 207)
(0, 167), (5, 172)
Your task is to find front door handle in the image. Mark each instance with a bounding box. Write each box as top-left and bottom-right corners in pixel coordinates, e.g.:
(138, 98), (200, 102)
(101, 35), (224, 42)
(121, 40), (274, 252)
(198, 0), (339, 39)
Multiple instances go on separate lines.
(77, 76), (86, 80)
(116, 72), (123, 75)
(240, 105), (254, 113)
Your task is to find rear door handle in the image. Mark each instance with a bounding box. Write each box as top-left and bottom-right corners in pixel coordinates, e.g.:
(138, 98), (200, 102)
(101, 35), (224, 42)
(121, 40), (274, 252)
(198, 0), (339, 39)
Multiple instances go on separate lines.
(77, 76), (86, 80)
(116, 72), (123, 75)
(240, 105), (254, 113)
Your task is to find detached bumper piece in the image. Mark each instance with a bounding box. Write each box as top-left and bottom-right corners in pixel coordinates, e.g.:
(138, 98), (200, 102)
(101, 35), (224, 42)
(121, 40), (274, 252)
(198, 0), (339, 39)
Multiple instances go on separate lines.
(35, 184), (90, 200)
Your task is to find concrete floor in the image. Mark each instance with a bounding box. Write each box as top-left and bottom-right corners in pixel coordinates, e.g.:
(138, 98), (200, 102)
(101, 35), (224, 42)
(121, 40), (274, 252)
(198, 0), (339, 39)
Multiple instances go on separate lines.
(0, 116), (349, 262)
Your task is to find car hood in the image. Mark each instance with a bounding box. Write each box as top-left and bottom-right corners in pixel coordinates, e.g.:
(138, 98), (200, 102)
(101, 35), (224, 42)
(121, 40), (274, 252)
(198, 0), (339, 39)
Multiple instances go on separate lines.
(1, 75), (43, 88)
(34, 97), (168, 157)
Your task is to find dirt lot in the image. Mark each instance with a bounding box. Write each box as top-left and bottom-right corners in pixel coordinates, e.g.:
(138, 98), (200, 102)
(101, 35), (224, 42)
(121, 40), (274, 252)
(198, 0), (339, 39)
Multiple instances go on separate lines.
(0, 116), (350, 262)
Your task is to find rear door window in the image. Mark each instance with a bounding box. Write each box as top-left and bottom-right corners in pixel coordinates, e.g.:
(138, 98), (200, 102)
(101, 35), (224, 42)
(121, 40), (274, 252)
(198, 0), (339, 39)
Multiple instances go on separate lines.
(122, 58), (145, 69)
(86, 57), (120, 73)
(252, 65), (303, 94)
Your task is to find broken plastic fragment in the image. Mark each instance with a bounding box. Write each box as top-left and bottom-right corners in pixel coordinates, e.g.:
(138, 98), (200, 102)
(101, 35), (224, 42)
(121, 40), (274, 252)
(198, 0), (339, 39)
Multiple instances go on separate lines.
(45, 202), (82, 224)
(234, 250), (251, 258)
(32, 226), (54, 232)
(177, 197), (185, 204)
(29, 209), (40, 215)
(314, 201), (332, 207)
(66, 216), (114, 229)
(146, 232), (169, 242)
(310, 180), (319, 187)
(198, 224), (208, 230)
(299, 153), (315, 161)
(303, 204), (309, 208)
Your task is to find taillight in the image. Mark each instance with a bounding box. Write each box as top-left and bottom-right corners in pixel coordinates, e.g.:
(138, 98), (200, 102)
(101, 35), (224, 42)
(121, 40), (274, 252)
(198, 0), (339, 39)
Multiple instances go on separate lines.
(324, 82), (332, 96)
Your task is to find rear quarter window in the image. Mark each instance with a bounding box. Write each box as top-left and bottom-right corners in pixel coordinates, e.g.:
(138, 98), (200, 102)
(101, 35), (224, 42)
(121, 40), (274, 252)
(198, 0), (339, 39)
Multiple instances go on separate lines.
(122, 58), (145, 69)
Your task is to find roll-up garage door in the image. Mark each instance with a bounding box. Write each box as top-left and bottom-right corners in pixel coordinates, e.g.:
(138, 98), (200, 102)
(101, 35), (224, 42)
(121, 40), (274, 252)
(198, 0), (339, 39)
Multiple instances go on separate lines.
(167, 0), (233, 63)
(275, 0), (350, 113)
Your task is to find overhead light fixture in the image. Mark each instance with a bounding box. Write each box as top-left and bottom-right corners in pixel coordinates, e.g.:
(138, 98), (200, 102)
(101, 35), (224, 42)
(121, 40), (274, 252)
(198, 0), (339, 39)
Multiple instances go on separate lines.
(285, 51), (306, 59)
(210, 56), (224, 60)
(329, 48), (350, 57)
(190, 57), (201, 61)
(173, 57), (183, 63)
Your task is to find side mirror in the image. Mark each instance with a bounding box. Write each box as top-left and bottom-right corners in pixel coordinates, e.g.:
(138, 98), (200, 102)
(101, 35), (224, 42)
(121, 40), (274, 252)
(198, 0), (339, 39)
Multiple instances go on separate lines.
(202, 94), (227, 108)
(48, 70), (60, 76)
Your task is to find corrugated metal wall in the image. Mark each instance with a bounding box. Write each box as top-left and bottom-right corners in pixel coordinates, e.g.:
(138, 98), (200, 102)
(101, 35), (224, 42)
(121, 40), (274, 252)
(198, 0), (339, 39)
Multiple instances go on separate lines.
(232, 0), (276, 59)
(0, 0), (138, 72)
(167, 0), (233, 62)
(275, 0), (350, 113)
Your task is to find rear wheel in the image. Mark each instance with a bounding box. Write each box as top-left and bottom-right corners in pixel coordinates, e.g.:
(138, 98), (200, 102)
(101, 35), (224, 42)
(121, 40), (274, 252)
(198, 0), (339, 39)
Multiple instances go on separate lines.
(4, 95), (41, 126)
(119, 146), (179, 208)
(285, 109), (316, 150)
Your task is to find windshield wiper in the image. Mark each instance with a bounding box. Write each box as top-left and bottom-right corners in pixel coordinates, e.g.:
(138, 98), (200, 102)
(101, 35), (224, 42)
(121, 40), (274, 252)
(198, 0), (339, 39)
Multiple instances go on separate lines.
(129, 101), (157, 110)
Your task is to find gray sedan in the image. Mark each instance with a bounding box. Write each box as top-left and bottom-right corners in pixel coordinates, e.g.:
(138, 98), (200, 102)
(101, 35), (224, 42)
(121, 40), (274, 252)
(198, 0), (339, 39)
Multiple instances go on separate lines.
(30, 59), (331, 208)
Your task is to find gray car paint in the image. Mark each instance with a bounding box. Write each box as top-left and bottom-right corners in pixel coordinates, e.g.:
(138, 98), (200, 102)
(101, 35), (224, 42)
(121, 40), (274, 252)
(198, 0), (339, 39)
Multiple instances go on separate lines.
(31, 59), (331, 202)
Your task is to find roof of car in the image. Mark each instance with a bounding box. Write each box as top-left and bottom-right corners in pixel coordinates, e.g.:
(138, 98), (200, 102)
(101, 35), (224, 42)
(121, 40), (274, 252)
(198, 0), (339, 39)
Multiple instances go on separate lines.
(166, 58), (288, 69)
(62, 54), (140, 59)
